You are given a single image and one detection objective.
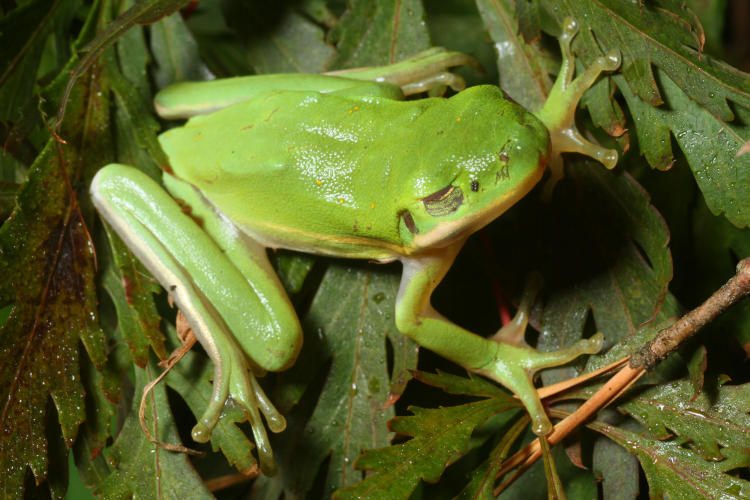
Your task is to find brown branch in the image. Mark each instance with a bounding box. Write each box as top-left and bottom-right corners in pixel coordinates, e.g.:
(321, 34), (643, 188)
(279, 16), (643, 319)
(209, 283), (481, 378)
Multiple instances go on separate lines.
(631, 258), (750, 369)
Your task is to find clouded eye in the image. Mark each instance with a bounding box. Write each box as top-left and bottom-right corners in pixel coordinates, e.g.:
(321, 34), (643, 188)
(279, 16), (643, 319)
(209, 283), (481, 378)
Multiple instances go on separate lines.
(422, 185), (464, 216)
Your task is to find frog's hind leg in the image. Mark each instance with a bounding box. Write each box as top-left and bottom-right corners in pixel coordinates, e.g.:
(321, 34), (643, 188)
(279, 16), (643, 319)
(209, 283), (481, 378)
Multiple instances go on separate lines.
(327, 46), (483, 96)
(91, 164), (301, 476)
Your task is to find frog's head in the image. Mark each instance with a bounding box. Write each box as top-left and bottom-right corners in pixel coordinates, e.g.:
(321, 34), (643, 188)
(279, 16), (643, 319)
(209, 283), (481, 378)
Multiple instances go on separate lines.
(398, 86), (550, 251)
(398, 19), (620, 253)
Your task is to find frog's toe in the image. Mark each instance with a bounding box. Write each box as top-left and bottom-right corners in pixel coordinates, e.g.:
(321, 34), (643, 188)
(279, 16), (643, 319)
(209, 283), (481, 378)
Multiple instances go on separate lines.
(226, 350), (284, 475)
(476, 335), (603, 435)
(524, 333), (604, 371)
(192, 358), (231, 443)
(191, 347), (283, 475)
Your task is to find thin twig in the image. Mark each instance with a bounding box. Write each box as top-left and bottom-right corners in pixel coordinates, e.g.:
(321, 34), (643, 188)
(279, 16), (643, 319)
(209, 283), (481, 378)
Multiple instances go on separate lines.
(631, 258), (750, 369)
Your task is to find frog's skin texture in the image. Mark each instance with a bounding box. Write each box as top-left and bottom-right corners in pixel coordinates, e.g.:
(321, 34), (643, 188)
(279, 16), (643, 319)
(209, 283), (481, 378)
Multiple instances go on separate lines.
(90, 20), (620, 474)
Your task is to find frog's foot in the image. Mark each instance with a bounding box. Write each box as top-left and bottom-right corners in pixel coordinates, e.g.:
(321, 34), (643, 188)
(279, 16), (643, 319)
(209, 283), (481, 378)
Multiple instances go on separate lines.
(329, 46), (482, 96)
(533, 17), (621, 177)
(475, 334), (604, 435)
(484, 273), (603, 434)
(192, 346), (285, 476)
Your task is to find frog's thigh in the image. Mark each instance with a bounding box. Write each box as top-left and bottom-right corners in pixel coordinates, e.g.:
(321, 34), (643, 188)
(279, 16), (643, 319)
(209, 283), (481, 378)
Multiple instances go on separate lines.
(91, 165), (302, 372)
(162, 172), (303, 370)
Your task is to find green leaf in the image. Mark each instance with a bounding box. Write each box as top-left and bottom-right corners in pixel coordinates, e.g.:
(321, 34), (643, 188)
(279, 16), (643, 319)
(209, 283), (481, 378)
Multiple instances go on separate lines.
(149, 10), (207, 89)
(474, 0), (551, 110)
(618, 378), (750, 461)
(589, 416), (750, 499)
(538, 0), (750, 118)
(275, 264), (413, 495)
(591, 420), (641, 500)
(57, 0), (194, 125)
(334, 393), (516, 500)
(95, 358), (213, 499)
(0, 4), (111, 494)
(328, 0), (432, 67)
(618, 70), (750, 227)
(530, 1), (750, 227)
(101, 231), (164, 366)
(217, 1), (336, 75)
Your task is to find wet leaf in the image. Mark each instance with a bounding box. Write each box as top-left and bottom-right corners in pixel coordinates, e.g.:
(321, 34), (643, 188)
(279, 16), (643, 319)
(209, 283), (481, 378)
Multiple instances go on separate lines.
(95, 358), (212, 499)
(328, 0), (432, 67)
(275, 265), (414, 495)
(618, 378), (750, 461)
(0, 4), (111, 494)
(589, 416), (750, 499)
(335, 373), (518, 500)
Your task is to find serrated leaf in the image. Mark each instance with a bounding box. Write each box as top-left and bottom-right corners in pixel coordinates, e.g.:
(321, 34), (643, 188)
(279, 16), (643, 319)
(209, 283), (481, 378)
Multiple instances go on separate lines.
(328, 0), (432, 68)
(276, 265), (412, 495)
(591, 420), (641, 500)
(530, 1), (750, 227)
(413, 369), (515, 400)
(0, 0), (57, 120)
(456, 418), (528, 500)
(334, 396), (514, 500)
(58, 0), (193, 125)
(618, 70), (750, 227)
(95, 358), (212, 499)
(488, 163), (673, 384)
(71, 343), (129, 491)
(0, 7), (111, 495)
(474, 0), (552, 111)
(618, 379), (750, 461)
(539, 0), (750, 118)
(589, 417), (750, 499)
(101, 231), (164, 366)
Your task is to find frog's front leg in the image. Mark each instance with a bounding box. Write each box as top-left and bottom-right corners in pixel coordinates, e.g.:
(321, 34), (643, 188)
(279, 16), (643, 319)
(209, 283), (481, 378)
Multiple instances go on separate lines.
(91, 165), (302, 475)
(396, 247), (601, 435)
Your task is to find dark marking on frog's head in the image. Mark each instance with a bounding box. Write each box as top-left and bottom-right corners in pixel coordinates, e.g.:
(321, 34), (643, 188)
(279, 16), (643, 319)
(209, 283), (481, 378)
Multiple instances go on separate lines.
(400, 210), (418, 234)
(422, 185), (464, 216)
(264, 107), (280, 122)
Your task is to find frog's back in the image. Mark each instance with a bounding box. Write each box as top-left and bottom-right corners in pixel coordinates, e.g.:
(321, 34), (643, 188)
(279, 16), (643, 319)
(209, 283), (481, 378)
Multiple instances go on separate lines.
(159, 86), (547, 258)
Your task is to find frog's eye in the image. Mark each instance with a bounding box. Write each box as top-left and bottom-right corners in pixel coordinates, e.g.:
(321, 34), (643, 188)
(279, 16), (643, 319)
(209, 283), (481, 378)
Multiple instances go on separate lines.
(422, 185), (463, 216)
(471, 181), (479, 192)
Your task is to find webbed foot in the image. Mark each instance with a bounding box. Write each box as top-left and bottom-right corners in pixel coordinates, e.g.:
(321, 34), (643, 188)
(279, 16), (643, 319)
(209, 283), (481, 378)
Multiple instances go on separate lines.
(478, 273), (603, 435)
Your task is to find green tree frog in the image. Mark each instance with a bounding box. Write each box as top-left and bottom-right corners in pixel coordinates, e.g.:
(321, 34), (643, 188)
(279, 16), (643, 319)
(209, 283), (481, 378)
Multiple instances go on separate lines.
(91, 19), (620, 474)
